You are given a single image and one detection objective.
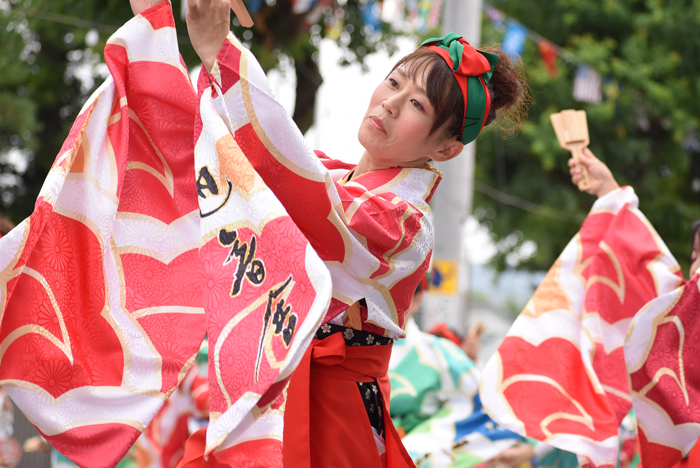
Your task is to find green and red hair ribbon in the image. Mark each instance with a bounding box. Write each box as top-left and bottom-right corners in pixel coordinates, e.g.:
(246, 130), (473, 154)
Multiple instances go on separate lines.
(421, 32), (499, 144)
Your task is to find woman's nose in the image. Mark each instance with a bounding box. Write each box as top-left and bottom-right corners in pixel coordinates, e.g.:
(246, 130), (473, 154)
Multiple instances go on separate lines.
(381, 95), (400, 116)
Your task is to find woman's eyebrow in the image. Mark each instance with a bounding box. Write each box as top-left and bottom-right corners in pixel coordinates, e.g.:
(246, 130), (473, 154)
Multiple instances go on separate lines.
(395, 68), (429, 97)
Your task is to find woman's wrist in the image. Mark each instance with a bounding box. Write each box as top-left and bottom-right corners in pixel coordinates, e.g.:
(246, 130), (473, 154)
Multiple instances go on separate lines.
(596, 180), (620, 198)
(197, 45), (222, 73)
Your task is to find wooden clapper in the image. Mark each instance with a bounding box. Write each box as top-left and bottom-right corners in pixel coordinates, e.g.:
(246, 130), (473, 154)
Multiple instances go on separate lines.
(550, 110), (590, 191)
(230, 0), (254, 27)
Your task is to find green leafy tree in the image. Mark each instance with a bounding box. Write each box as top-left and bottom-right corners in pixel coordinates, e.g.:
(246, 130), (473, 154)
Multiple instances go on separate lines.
(475, 0), (700, 274)
(0, 0), (400, 222)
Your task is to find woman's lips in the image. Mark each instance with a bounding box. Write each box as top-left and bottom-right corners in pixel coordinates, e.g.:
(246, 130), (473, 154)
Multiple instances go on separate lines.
(368, 115), (387, 134)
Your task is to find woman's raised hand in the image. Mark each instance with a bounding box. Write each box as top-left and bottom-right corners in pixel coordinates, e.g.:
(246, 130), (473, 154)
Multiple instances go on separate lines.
(186, 0), (231, 73)
(568, 148), (620, 198)
(129, 0), (166, 17)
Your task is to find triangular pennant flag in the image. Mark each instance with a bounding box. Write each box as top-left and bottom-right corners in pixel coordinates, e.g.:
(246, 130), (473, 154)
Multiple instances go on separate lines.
(537, 39), (557, 78)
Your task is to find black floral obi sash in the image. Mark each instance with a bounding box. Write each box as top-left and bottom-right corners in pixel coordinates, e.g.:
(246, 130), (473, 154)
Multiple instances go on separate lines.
(314, 322), (393, 347)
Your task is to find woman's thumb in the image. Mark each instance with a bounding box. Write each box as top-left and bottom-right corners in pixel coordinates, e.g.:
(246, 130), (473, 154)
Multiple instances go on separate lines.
(579, 148), (594, 166)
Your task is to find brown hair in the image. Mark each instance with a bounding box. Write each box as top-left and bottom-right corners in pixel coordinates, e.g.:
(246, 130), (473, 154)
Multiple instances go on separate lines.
(389, 44), (530, 141)
(0, 216), (15, 236)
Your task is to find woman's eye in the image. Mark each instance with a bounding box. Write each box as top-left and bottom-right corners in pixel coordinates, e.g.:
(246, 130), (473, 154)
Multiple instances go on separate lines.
(388, 78), (398, 88)
(411, 99), (423, 111)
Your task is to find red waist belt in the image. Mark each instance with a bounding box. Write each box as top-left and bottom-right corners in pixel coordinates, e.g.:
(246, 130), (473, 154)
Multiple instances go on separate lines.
(283, 332), (414, 468)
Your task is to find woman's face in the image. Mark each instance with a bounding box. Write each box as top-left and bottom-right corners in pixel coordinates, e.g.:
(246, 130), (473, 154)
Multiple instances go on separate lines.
(357, 66), (462, 168)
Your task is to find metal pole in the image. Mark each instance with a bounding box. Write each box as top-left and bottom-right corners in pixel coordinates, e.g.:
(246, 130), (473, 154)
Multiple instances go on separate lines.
(421, 0), (482, 335)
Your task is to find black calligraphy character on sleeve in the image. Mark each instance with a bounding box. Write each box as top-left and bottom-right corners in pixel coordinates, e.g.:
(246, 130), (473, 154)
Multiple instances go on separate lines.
(272, 299), (297, 348)
(218, 228), (266, 297)
(269, 278), (297, 348)
(254, 275), (297, 381)
(197, 166), (219, 197)
(197, 166), (233, 217)
(246, 239), (265, 287)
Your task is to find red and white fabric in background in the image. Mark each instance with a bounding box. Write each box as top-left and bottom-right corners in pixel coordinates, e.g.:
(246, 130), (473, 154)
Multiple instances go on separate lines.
(480, 187), (683, 468)
(136, 365), (209, 468)
(625, 273), (700, 467)
(0, 3), (330, 467)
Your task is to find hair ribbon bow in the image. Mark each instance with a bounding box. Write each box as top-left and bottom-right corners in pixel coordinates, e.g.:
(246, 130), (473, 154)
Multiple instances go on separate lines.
(421, 32), (498, 144)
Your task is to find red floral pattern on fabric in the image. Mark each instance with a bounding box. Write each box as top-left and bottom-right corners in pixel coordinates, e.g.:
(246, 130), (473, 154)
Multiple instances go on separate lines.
(636, 427), (683, 468)
(214, 39), (243, 95)
(629, 278), (700, 466)
(123, 251), (202, 312)
(233, 123), (346, 263)
(141, 1), (175, 30)
(53, 105), (92, 170)
(499, 337), (619, 441)
(0, 5), (205, 466)
(139, 313), (205, 392)
(0, 213), (124, 394)
(39, 423), (142, 468)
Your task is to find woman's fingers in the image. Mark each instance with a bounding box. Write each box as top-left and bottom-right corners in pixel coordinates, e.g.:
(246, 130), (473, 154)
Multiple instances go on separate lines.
(570, 165), (581, 185)
(579, 147), (600, 169)
(582, 147), (596, 159)
(186, 0), (201, 15)
(578, 150), (594, 169)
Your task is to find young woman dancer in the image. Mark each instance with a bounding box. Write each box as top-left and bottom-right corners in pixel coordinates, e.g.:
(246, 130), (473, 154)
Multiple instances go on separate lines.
(176, 1), (529, 466)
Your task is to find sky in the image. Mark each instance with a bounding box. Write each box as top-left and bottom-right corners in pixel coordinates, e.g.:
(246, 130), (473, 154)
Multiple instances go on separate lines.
(268, 37), (418, 165)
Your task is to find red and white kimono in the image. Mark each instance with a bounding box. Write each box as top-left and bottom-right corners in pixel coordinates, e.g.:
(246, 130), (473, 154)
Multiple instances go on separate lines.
(188, 31), (442, 467)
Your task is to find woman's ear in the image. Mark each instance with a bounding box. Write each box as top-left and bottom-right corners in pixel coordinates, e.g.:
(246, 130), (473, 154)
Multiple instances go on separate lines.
(432, 138), (464, 162)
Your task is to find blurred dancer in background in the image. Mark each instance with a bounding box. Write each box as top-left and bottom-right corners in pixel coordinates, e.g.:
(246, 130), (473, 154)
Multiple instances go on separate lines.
(389, 279), (526, 467)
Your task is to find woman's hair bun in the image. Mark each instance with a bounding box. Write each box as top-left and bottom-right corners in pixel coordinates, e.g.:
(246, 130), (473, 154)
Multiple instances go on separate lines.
(482, 46), (531, 133)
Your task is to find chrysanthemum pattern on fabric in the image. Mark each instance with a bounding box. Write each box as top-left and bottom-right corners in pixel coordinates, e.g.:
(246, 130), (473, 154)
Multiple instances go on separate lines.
(625, 274), (700, 467)
(0, 7), (203, 466)
(0, 3), (331, 467)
